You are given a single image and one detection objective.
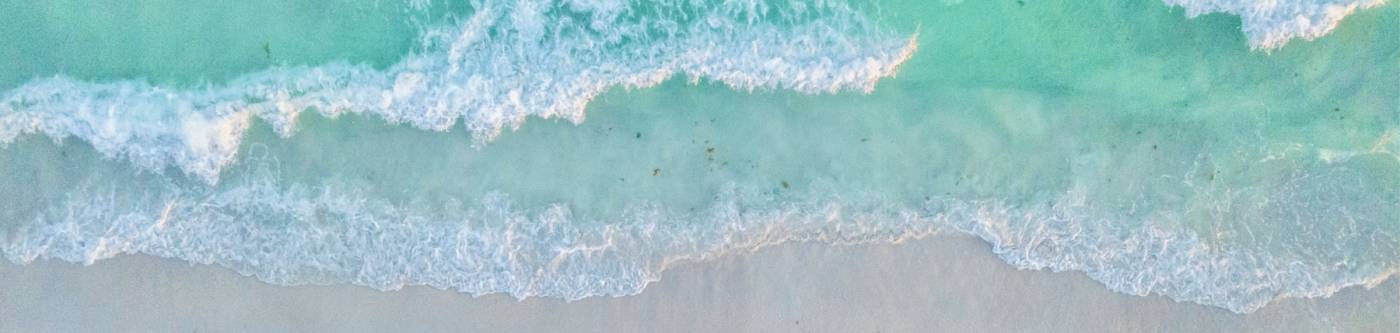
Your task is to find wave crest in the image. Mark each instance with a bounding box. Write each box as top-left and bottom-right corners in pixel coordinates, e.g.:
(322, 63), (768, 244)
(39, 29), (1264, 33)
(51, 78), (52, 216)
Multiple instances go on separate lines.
(1164, 0), (1388, 50)
(0, 0), (917, 184)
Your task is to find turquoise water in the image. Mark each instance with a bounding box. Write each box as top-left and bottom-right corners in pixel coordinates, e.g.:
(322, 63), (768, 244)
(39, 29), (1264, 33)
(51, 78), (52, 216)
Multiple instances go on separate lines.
(1, 0), (1396, 313)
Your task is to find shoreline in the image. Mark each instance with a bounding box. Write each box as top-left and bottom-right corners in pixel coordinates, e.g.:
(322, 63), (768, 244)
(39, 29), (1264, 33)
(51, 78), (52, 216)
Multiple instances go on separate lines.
(3, 235), (1395, 332)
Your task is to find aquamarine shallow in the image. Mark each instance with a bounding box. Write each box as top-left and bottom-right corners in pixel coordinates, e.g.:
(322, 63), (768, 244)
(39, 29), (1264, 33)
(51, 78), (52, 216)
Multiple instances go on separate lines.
(0, 0), (1395, 313)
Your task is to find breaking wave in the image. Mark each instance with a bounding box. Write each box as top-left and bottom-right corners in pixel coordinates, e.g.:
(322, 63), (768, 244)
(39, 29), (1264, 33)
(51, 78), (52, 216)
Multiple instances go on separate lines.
(4, 145), (1397, 314)
(1164, 0), (1388, 50)
(0, 0), (918, 184)
(0, 0), (1395, 316)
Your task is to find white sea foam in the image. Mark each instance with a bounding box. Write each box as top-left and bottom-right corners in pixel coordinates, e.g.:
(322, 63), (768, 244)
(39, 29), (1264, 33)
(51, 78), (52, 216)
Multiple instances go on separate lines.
(2, 0), (1387, 182)
(1, 0), (1396, 315)
(1163, 0), (1388, 50)
(3, 151), (1395, 314)
(0, 0), (918, 184)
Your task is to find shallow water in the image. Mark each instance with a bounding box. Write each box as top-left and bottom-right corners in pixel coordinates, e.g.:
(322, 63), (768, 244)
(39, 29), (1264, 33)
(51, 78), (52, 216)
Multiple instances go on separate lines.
(1, 0), (1396, 314)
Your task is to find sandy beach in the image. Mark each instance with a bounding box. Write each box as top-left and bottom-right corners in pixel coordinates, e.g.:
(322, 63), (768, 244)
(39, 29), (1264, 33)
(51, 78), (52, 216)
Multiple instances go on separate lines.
(3, 235), (1395, 332)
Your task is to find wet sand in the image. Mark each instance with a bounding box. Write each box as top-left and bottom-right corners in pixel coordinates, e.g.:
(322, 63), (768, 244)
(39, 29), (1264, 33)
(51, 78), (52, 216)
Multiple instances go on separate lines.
(2, 235), (1395, 332)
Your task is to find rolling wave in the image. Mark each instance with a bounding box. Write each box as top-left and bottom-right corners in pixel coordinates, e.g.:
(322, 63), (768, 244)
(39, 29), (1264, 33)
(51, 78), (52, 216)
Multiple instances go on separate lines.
(0, 0), (917, 184)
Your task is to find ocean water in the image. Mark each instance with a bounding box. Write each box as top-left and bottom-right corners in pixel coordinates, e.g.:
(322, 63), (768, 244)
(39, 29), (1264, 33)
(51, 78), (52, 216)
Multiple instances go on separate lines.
(0, 0), (1395, 314)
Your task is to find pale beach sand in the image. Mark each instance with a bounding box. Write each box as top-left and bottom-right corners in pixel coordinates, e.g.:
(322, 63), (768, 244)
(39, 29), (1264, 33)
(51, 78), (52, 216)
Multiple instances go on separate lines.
(3, 235), (1395, 332)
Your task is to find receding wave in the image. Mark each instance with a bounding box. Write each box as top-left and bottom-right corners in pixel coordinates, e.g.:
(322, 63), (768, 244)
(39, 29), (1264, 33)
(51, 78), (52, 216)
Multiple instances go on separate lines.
(4, 144), (1396, 314)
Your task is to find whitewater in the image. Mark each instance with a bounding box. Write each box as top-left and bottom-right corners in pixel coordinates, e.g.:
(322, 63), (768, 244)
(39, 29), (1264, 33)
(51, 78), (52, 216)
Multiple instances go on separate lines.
(1, 0), (1396, 314)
